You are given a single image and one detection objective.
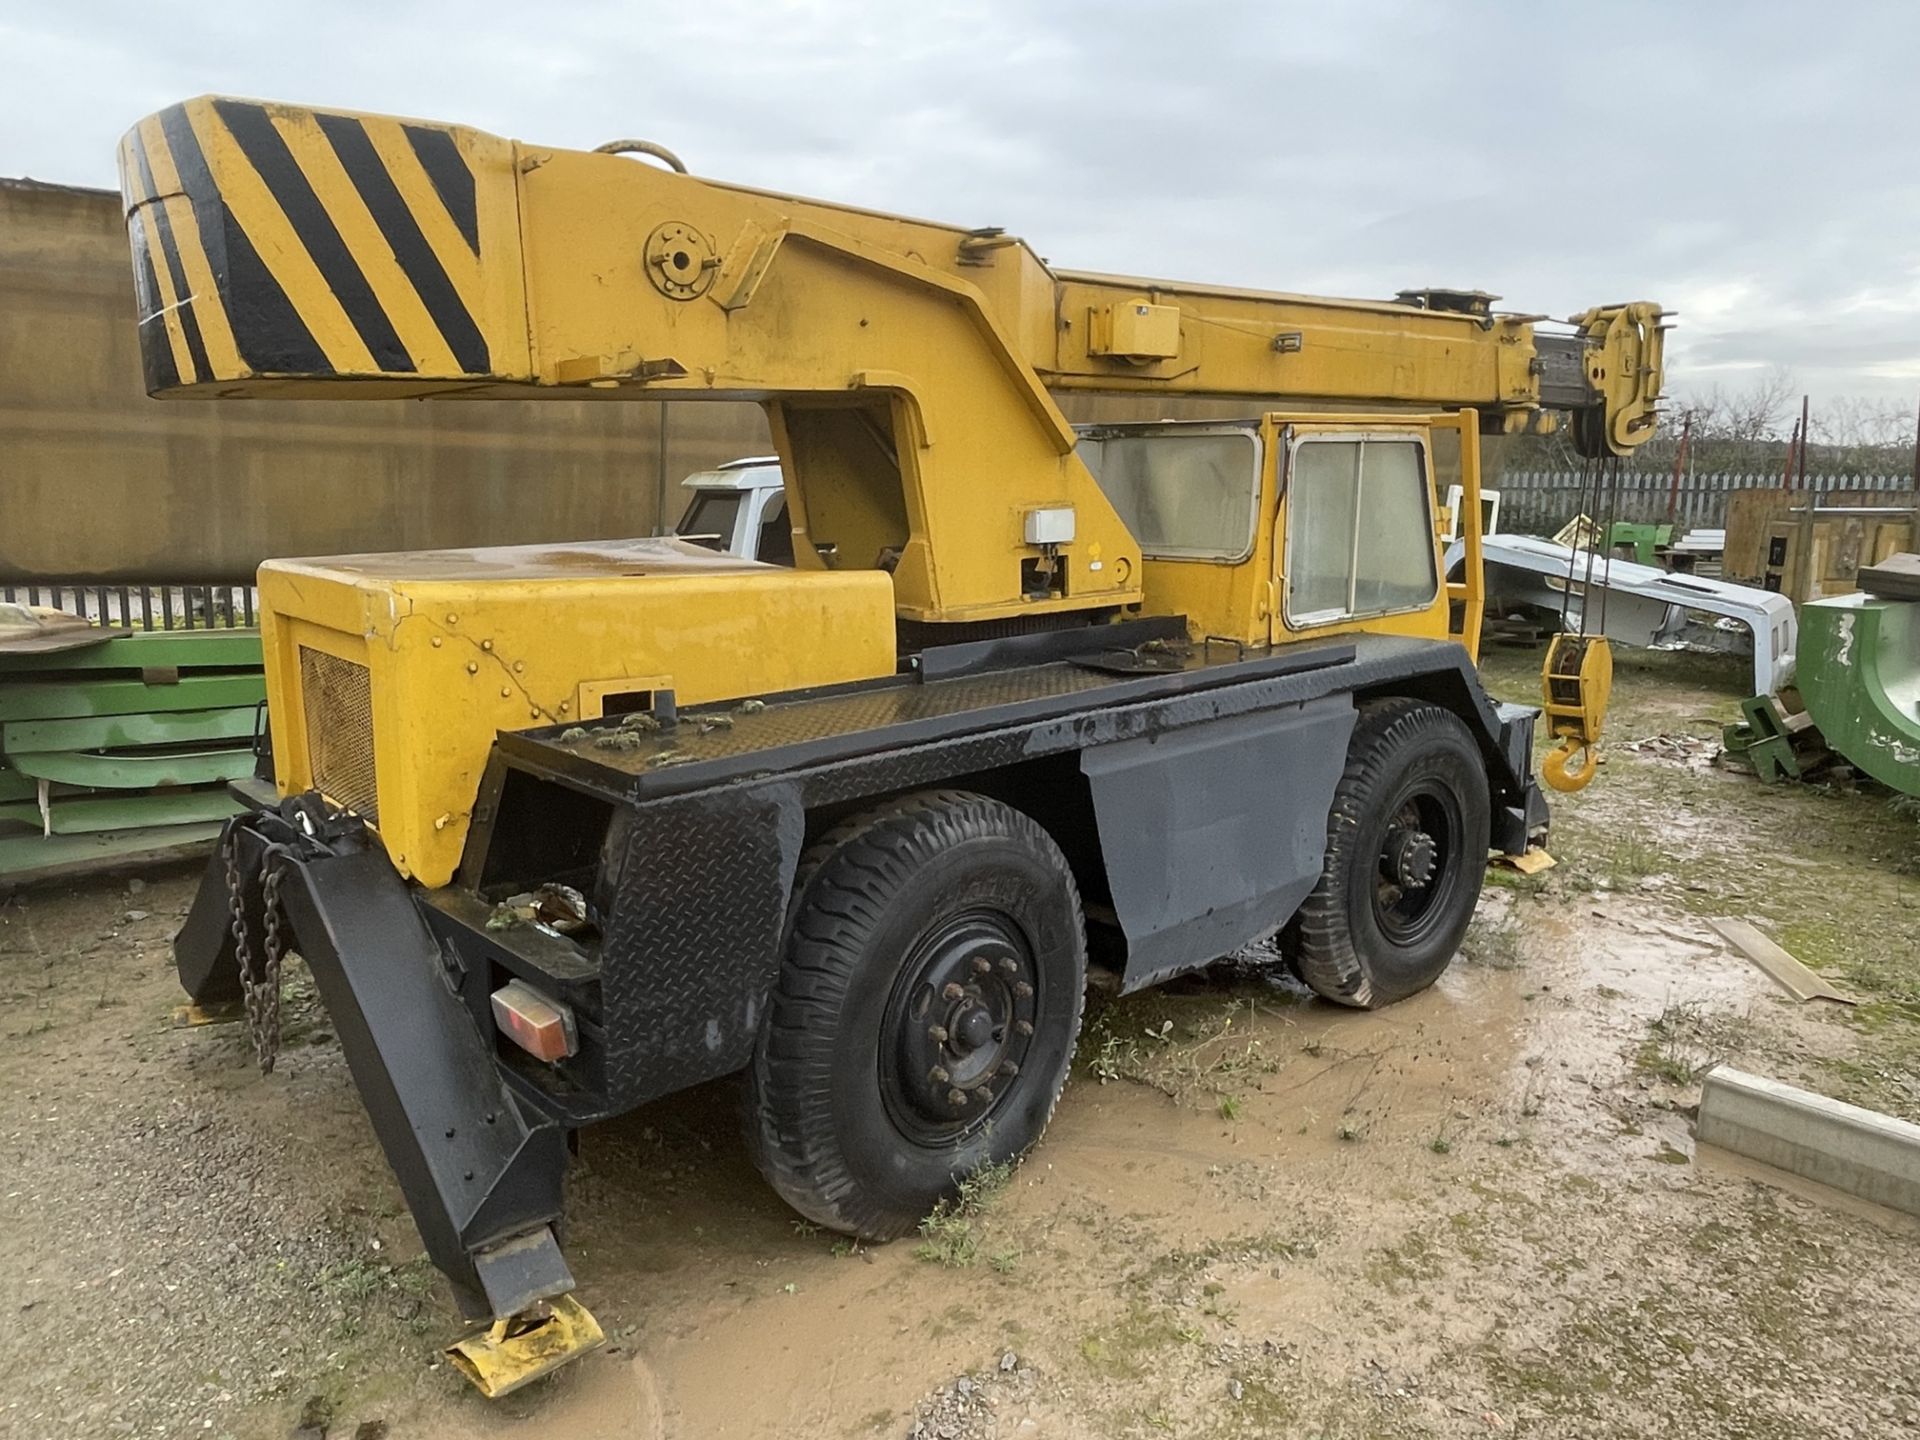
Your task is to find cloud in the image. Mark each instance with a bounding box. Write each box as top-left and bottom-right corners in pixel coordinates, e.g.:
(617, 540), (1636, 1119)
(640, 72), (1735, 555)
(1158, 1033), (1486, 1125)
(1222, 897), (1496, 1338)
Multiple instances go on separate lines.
(7, 0), (1920, 403)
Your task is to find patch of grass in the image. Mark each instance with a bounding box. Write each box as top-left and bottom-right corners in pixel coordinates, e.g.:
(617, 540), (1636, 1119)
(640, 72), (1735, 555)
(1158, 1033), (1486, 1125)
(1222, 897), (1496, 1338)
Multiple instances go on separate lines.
(1217, 1094), (1243, 1121)
(1364, 1231), (1443, 1291)
(914, 1159), (1014, 1267)
(1078, 1302), (1191, 1380)
(1080, 997), (1280, 1104)
(1815, 1048), (1920, 1124)
(1632, 1000), (1753, 1086)
(317, 1258), (387, 1302)
(1597, 826), (1669, 889)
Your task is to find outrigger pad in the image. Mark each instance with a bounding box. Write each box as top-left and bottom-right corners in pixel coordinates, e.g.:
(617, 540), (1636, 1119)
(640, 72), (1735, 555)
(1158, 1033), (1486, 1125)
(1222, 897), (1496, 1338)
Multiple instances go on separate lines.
(447, 1292), (607, 1399)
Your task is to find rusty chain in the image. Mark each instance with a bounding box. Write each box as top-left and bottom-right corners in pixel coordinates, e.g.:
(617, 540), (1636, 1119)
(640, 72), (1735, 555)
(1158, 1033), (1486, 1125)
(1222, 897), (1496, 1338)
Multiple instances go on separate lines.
(221, 832), (287, 1074)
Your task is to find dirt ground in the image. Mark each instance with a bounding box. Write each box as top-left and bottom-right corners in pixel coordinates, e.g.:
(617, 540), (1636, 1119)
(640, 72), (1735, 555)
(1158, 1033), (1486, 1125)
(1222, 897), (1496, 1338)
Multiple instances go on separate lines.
(3, 645), (1919, 1440)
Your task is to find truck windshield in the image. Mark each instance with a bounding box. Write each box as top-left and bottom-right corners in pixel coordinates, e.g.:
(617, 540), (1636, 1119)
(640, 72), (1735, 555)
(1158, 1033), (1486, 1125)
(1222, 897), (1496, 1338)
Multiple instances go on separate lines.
(677, 491), (743, 550)
(1075, 429), (1260, 561)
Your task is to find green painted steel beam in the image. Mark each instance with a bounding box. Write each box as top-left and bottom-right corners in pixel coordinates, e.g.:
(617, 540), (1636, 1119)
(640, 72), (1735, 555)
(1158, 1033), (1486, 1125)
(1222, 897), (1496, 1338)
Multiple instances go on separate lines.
(0, 673), (266, 722)
(0, 821), (226, 884)
(8, 746), (256, 790)
(0, 788), (242, 835)
(0, 628), (262, 673)
(1, 705), (260, 755)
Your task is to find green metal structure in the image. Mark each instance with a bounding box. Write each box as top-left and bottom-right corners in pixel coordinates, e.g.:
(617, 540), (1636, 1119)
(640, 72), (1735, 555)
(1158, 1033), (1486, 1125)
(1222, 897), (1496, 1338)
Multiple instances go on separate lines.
(0, 628), (261, 883)
(1608, 521), (1674, 567)
(1796, 587), (1920, 798)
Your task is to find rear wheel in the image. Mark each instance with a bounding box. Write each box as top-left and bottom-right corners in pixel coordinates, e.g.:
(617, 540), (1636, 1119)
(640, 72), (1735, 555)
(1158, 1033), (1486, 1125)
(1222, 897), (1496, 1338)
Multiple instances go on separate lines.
(1294, 700), (1490, 1009)
(746, 790), (1086, 1239)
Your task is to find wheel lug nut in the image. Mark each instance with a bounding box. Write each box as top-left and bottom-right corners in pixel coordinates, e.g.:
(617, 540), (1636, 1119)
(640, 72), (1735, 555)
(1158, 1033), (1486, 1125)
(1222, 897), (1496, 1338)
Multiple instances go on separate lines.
(972, 1086), (993, 1103)
(1000, 1061), (1020, 1078)
(942, 982), (965, 1002)
(997, 957), (1018, 975)
(929, 1065), (950, 1084)
(928, 1025), (949, 1044)
(947, 1088), (969, 1107)
(1014, 981), (1033, 998)
(1015, 1019), (1034, 1036)
(971, 956), (992, 974)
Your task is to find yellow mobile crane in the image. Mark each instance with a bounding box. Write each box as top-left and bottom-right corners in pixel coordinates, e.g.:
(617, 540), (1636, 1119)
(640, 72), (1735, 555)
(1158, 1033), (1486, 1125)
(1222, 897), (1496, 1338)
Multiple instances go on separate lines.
(124, 96), (1662, 1394)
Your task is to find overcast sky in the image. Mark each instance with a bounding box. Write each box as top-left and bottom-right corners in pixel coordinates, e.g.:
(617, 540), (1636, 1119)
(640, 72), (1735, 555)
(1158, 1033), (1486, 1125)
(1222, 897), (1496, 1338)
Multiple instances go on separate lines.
(7, 0), (1920, 410)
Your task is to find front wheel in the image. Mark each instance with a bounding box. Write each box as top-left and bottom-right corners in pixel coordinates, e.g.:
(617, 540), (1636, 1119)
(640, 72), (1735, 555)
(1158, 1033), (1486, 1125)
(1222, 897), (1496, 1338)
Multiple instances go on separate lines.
(1293, 700), (1490, 1009)
(746, 790), (1087, 1240)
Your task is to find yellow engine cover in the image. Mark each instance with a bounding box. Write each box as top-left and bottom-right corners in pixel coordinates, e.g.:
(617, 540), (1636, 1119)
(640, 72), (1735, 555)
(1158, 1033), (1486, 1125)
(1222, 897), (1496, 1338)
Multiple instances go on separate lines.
(258, 538), (897, 886)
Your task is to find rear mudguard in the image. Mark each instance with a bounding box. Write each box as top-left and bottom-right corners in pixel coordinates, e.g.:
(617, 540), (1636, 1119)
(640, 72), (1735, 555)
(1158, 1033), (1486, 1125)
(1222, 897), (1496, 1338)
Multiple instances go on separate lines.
(176, 800), (575, 1323)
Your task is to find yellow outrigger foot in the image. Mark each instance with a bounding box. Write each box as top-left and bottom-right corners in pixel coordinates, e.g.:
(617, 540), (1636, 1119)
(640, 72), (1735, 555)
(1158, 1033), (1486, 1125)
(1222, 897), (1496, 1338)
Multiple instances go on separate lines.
(1494, 847), (1557, 876)
(171, 1000), (244, 1027)
(446, 1293), (606, 1399)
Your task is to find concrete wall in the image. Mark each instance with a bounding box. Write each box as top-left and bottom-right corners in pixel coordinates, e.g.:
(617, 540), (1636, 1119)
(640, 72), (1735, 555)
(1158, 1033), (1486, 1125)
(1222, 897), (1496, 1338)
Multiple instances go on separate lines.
(0, 179), (769, 583)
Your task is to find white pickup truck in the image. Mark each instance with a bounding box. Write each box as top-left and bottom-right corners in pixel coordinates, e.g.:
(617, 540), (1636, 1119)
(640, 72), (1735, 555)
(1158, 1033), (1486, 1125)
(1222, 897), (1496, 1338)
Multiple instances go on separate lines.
(670, 456), (790, 563)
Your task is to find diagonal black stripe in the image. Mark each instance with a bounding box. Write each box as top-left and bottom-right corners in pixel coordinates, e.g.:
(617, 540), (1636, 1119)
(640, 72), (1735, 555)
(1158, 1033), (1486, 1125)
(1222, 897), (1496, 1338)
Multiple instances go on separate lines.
(218, 200), (334, 377)
(402, 124), (479, 255)
(212, 99), (416, 373)
(130, 136), (211, 383)
(157, 105), (227, 270)
(318, 113), (491, 375)
(159, 104), (330, 377)
(128, 211), (181, 392)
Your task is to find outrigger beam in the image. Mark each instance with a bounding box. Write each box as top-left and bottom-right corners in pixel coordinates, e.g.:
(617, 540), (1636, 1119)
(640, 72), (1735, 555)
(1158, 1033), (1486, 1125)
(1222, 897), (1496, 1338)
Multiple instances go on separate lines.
(176, 804), (601, 1392)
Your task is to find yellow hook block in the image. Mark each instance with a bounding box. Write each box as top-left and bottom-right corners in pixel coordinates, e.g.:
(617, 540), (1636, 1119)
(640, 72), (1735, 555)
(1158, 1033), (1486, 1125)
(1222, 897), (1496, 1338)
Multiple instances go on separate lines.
(1539, 633), (1613, 794)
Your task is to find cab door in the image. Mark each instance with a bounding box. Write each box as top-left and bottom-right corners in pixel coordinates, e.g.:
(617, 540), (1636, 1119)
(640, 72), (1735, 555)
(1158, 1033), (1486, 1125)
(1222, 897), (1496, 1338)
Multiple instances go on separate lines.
(1267, 417), (1447, 649)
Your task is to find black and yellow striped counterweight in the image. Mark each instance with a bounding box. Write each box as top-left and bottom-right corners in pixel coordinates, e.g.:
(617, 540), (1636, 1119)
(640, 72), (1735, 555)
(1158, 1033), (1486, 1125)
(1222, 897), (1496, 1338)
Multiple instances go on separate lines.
(117, 98), (522, 393)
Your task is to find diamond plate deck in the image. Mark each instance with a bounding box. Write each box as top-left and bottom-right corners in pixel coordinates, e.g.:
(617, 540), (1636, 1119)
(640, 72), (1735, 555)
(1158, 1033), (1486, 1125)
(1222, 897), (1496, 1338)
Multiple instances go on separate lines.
(497, 636), (1382, 802)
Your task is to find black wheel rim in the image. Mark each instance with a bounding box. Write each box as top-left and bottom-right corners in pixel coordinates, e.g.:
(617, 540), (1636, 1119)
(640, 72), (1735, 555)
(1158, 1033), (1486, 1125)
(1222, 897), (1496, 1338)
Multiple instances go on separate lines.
(878, 908), (1039, 1145)
(1372, 780), (1464, 947)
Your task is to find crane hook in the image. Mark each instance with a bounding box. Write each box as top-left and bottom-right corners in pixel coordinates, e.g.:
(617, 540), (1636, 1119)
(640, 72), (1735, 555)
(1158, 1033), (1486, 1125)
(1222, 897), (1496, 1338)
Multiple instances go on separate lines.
(1540, 735), (1598, 793)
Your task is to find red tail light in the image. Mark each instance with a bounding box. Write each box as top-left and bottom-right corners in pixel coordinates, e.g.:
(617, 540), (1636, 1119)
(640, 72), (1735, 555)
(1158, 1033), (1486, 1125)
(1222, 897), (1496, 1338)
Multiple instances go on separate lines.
(490, 980), (578, 1063)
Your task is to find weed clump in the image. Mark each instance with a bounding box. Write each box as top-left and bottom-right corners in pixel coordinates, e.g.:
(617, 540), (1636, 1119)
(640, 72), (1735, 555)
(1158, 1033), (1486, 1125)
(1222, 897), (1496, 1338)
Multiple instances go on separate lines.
(915, 1159), (1014, 1267)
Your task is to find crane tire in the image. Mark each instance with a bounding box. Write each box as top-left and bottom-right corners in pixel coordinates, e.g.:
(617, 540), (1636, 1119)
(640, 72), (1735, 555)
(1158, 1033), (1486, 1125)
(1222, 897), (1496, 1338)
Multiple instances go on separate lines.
(1293, 699), (1489, 1010)
(746, 790), (1086, 1240)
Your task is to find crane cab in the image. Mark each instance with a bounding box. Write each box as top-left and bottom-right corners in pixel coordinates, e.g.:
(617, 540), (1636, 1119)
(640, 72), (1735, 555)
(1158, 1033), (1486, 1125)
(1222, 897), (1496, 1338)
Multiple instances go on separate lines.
(1075, 409), (1484, 661)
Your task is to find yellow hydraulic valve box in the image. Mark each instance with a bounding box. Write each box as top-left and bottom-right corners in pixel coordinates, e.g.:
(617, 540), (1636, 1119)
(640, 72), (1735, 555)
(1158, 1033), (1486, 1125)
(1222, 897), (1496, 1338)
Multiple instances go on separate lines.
(1089, 299), (1182, 360)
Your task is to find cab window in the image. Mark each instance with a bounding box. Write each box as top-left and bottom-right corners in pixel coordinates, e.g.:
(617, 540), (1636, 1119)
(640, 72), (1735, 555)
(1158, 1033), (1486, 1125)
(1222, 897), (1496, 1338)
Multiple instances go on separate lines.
(756, 495), (794, 565)
(677, 491), (743, 551)
(1284, 434), (1437, 625)
(1075, 428), (1261, 561)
